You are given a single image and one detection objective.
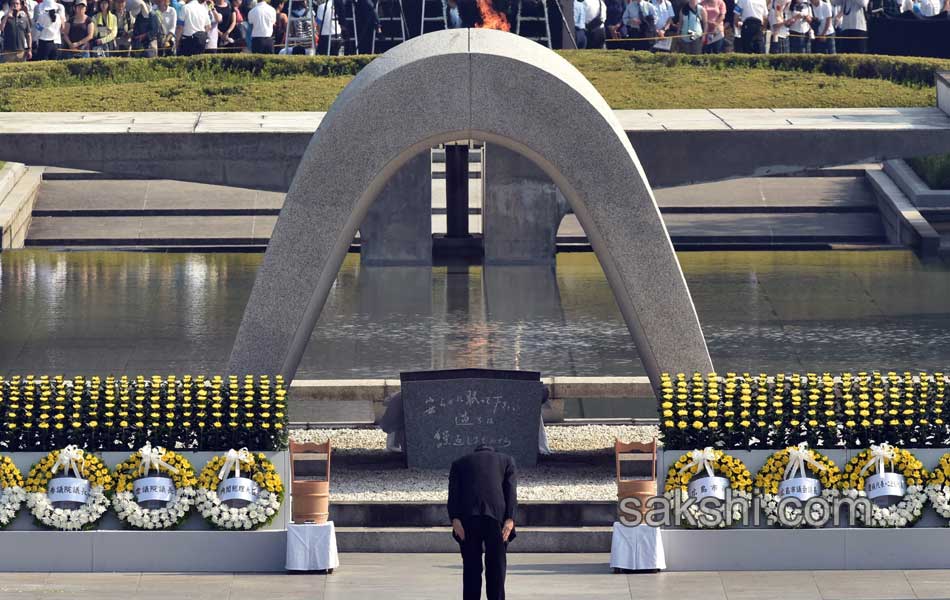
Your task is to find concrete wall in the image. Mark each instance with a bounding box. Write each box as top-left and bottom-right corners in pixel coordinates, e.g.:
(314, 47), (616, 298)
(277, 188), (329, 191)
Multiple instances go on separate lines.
(483, 143), (569, 264)
(359, 151), (433, 265)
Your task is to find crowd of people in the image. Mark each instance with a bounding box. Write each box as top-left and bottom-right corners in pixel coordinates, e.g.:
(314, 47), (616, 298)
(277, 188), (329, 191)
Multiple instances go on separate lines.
(1, 0), (947, 60)
(574, 0), (950, 52)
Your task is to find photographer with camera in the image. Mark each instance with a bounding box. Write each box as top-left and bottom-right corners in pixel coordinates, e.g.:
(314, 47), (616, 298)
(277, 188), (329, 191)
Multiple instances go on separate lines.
(677, 0), (707, 52)
(33, 0), (65, 59)
(175, 0), (211, 55)
(130, 0), (158, 55)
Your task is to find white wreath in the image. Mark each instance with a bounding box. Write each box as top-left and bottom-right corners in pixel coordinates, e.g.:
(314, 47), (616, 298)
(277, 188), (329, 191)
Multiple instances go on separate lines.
(759, 489), (841, 527)
(842, 485), (927, 527)
(663, 489), (754, 529)
(196, 488), (281, 530)
(26, 487), (110, 531)
(196, 450), (281, 530)
(112, 488), (197, 530)
(0, 486), (26, 528)
(926, 484), (950, 520)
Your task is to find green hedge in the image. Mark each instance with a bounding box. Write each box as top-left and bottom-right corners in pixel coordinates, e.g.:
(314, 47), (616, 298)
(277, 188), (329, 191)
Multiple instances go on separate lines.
(908, 154), (950, 190)
(1, 51), (946, 90)
(626, 52), (950, 88)
(658, 372), (950, 450)
(0, 54), (374, 89)
(0, 374), (289, 452)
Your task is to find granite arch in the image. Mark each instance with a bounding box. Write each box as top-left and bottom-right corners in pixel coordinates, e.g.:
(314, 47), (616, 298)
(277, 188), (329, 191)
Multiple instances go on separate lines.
(228, 28), (713, 390)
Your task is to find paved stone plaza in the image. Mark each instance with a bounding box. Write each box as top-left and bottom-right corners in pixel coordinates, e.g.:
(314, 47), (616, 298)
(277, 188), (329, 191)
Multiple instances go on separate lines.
(3, 555), (950, 599)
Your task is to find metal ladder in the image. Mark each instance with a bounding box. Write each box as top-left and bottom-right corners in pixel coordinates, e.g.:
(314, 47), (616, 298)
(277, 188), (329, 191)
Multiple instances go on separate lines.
(284, 0), (318, 54)
(419, 0), (447, 35)
(321, 0), (358, 55)
(514, 0), (552, 48)
(373, 0), (407, 53)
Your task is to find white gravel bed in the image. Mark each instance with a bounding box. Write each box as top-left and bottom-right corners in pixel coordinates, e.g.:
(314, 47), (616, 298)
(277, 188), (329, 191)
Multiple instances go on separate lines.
(291, 424), (658, 455)
(328, 464), (618, 502)
(290, 424), (658, 502)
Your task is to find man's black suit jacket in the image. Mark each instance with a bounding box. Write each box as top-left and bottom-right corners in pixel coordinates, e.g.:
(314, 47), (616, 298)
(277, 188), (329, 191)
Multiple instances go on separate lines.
(447, 446), (518, 527)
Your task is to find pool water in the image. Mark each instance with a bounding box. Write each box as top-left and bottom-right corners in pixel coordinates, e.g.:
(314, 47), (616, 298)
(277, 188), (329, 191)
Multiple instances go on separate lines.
(1, 249), (949, 378)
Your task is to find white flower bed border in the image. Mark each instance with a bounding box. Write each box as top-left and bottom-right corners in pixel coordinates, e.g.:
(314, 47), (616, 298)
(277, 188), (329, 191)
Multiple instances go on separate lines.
(758, 489), (841, 527)
(27, 487), (110, 531)
(842, 485), (928, 528)
(196, 488), (281, 530)
(663, 489), (754, 529)
(0, 486), (26, 527)
(112, 488), (197, 530)
(925, 484), (950, 520)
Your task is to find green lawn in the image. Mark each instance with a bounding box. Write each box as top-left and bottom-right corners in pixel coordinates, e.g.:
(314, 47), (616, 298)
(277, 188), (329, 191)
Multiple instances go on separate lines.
(0, 51), (947, 111)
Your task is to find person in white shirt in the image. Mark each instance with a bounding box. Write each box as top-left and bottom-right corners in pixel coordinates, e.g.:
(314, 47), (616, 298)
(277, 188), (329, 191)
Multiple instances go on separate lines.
(583, 0), (606, 48)
(734, 0), (767, 52)
(153, 0), (177, 54)
(246, 0), (273, 52)
(624, 0), (658, 50)
(768, 0), (789, 53)
(315, 0), (338, 54)
(175, 0), (210, 54)
(785, 0), (810, 52)
(573, 0), (587, 47)
(831, 0), (866, 52)
(809, 0), (834, 53)
(33, 0), (65, 58)
(651, 0), (674, 51)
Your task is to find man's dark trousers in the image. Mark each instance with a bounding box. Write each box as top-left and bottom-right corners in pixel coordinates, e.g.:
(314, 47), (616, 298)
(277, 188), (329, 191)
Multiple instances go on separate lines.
(457, 515), (507, 600)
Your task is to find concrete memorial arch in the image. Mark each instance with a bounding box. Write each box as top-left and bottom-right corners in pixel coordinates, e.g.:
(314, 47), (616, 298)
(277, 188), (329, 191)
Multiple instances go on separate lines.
(228, 28), (713, 389)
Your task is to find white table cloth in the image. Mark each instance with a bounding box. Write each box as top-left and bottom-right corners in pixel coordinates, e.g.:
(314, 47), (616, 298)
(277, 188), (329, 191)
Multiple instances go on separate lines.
(286, 522), (340, 571)
(609, 523), (665, 571)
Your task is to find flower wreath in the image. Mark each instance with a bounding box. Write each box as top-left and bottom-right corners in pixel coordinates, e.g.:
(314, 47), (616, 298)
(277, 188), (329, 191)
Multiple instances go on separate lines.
(663, 447), (753, 528)
(24, 446), (113, 530)
(0, 455), (26, 528)
(925, 452), (950, 521)
(841, 443), (927, 528)
(196, 449), (284, 530)
(754, 443), (841, 527)
(112, 443), (198, 530)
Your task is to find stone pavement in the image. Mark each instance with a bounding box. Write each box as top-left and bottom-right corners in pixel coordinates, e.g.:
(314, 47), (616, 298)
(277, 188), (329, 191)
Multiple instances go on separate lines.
(2, 555), (950, 599)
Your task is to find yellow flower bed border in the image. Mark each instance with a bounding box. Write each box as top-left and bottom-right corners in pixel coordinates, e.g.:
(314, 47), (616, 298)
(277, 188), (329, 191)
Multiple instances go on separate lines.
(24, 448), (114, 530)
(663, 448), (753, 528)
(112, 446), (198, 530)
(196, 451), (284, 530)
(754, 445), (841, 527)
(925, 453), (950, 520)
(841, 446), (928, 528)
(0, 455), (25, 529)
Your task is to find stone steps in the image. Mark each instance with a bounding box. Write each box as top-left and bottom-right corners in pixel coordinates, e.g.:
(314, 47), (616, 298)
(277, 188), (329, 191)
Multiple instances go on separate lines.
(334, 526), (612, 553)
(330, 501), (616, 528)
(26, 172), (890, 251)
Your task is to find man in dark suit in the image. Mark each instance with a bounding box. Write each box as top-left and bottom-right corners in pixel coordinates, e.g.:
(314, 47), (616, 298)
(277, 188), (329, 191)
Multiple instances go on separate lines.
(448, 445), (517, 600)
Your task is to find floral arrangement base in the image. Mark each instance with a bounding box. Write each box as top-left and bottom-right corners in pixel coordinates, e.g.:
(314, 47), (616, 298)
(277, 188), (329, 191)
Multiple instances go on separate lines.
(660, 527), (950, 571)
(0, 530), (287, 572)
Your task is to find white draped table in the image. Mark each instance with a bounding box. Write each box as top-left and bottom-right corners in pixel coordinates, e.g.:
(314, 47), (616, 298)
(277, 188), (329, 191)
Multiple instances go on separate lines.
(609, 523), (666, 571)
(286, 522), (340, 572)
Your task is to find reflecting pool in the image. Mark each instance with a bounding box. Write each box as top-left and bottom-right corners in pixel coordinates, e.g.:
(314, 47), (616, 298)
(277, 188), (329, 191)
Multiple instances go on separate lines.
(1, 250), (949, 378)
